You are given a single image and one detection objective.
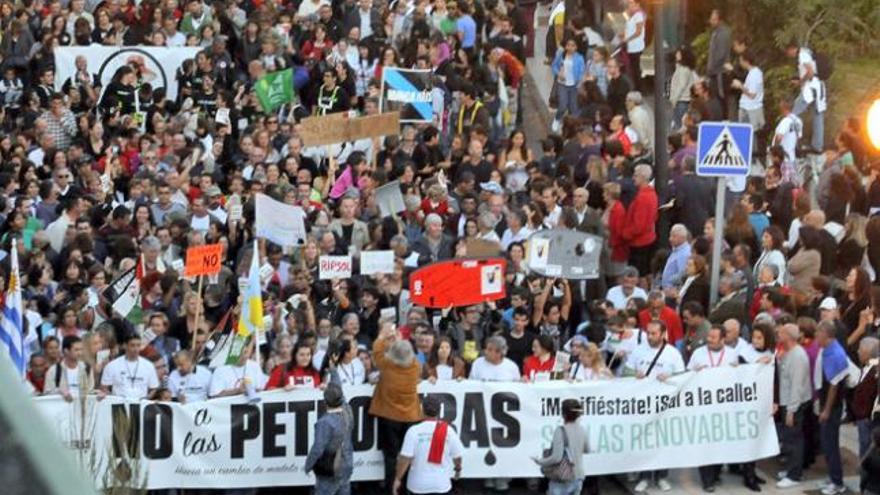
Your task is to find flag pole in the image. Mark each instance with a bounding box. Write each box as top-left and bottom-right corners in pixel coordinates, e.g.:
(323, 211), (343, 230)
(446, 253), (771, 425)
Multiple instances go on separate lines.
(191, 274), (204, 351)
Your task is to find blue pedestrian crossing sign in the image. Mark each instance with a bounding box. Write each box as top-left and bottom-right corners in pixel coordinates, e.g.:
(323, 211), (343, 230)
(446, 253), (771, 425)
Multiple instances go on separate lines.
(696, 122), (753, 177)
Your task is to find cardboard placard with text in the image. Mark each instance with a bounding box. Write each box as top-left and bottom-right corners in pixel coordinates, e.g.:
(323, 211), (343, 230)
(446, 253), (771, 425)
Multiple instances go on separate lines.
(299, 112), (401, 147)
(184, 244), (224, 277)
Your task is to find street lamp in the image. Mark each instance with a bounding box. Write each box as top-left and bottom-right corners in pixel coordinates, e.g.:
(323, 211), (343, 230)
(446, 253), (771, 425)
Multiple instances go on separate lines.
(868, 99), (880, 150)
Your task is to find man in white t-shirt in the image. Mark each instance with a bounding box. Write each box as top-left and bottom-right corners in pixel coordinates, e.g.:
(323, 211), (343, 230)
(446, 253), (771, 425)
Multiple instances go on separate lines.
(209, 338), (268, 398)
(774, 100), (803, 164)
(733, 51), (764, 131)
(101, 334), (160, 400)
(687, 325), (739, 491)
(44, 335), (96, 399)
(468, 336), (518, 491)
(393, 395), (464, 495)
(168, 350), (212, 403)
(468, 336), (521, 382)
(786, 43), (827, 152)
(619, 0), (646, 86)
(605, 266), (647, 310)
(627, 319), (685, 493)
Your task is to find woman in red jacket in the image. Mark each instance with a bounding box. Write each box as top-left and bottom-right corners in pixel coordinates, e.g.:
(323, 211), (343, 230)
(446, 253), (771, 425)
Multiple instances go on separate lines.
(522, 335), (557, 382)
(603, 181), (628, 277)
(266, 341), (321, 390)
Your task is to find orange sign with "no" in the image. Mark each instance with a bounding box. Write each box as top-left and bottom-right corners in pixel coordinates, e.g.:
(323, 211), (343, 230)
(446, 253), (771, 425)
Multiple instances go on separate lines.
(184, 244), (224, 277)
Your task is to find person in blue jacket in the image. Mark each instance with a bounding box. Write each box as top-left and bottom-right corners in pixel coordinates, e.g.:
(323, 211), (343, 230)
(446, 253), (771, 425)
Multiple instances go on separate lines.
(551, 36), (586, 132)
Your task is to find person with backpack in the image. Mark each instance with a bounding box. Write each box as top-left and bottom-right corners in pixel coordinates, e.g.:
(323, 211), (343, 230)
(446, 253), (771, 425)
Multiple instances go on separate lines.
(43, 335), (95, 399)
(785, 42), (829, 153)
(304, 359), (353, 495)
(532, 398), (590, 495)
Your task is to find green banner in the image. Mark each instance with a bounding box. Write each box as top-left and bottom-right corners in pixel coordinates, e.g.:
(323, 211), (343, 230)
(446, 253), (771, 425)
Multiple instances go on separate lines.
(255, 68), (295, 113)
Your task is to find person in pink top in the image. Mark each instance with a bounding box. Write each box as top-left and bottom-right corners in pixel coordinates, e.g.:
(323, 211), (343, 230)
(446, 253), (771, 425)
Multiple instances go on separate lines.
(329, 151), (370, 200)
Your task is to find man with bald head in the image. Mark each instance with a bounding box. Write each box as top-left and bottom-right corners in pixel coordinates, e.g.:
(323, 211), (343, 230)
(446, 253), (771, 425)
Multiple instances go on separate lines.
(775, 323), (812, 489)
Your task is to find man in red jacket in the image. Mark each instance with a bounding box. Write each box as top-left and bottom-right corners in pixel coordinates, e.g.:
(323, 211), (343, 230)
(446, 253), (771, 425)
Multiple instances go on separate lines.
(622, 164), (659, 277)
(638, 290), (684, 345)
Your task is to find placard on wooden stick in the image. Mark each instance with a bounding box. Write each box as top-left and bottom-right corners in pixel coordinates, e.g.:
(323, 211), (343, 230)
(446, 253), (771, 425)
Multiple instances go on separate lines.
(299, 112), (401, 147)
(184, 244), (224, 277)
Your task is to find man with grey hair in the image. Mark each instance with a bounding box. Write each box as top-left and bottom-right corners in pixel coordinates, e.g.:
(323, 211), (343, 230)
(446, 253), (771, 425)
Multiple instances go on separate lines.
(661, 224), (691, 289)
(622, 164), (658, 277)
(469, 335), (519, 491)
(775, 323), (811, 489)
(413, 213), (454, 263)
(709, 276), (747, 324)
(477, 211), (501, 244)
(854, 336), (880, 457)
(626, 90), (654, 151)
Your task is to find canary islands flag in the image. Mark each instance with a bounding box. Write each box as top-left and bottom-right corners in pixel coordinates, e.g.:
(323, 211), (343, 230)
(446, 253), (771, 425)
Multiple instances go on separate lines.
(238, 240), (263, 337)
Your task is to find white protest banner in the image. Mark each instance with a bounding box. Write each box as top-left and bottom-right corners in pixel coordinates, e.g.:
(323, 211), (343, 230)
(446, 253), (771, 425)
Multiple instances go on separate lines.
(319, 255), (353, 279)
(360, 250), (395, 275)
(36, 365), (777, 489)
(254, 193), (306, 247)
(375, 180), (406, 217)
(54, 46), (200, 101)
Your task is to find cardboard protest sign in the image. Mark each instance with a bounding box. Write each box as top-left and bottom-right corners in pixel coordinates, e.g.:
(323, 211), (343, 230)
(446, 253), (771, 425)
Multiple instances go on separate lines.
(319, 255), (353, 280)
(465, 239), (501, 257)
(360, 250), (395, 275)
(298, 112), (400, 147)
(184, 244), (223, 277)
(525, 229), (602, 279)
(409, 258), (506, 308)
(254, 193), (306, 246)
(375, 180), (406, 217)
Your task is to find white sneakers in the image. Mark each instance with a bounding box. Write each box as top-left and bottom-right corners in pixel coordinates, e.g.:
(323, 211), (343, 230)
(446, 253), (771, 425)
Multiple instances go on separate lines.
(820, 484), (846, 495)
(633, 478), (671, 492)
(776, 477), (801, 489)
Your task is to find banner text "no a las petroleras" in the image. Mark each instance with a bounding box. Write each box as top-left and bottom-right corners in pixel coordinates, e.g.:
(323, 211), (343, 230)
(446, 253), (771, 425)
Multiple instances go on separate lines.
(35, 365), (778, 490)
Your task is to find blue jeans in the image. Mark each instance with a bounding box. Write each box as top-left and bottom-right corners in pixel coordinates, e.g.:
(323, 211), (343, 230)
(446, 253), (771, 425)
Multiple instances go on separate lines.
(555, 84), (579, 121)
(672, 101), (689, 130)
(548, 478), (584, 495)
(819, 404), (843, 485)
(315, 476), (351, 495)
(793, 93), (824, 151)
(858, 418), (873, 458)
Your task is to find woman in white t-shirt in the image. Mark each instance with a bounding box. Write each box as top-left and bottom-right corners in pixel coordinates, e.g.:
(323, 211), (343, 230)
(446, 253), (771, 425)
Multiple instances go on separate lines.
(619, 0), (646, 84)
(423, 337), (466, 383)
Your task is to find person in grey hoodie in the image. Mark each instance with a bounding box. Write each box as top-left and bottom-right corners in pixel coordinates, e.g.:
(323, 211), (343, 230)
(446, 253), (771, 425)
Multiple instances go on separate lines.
(304, 357), (353, 495)
(534, 398), (590, 495)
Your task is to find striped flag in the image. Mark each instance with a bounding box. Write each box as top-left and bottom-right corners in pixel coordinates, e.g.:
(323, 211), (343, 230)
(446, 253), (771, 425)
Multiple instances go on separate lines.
(103, 257), (144, 325)
(0, 239), (26, 377)
(237, 240), (263, 337)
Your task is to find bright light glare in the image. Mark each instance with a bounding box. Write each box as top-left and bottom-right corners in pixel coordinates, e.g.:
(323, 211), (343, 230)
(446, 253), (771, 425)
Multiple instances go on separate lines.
(869, 99), (880, 150)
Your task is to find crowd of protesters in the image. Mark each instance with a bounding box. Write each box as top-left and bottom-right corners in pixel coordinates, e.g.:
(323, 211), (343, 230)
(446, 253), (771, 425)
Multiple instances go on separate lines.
(2, 0), (880, 493)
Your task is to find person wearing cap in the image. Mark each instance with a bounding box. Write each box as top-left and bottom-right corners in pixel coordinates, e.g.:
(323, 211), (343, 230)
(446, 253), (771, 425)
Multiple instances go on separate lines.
(304, 356), (354, 495)
(605, 266), (647, 310)
(533, 398), (589, 495)
(393, 395), (464, 495)
(818, 296), (850, 350)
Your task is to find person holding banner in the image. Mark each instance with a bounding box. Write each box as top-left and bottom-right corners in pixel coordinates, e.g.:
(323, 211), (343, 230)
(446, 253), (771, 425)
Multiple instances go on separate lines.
(208, 337), (267, 398)
(625, 320), (684, 493)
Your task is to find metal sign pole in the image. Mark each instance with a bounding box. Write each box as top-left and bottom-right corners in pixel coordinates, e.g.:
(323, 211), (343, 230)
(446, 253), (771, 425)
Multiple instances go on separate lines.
(709, 177), (726, 307)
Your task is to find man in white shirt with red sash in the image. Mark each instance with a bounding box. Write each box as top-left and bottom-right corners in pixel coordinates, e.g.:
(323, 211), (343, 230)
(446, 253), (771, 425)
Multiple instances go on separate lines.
(393, 395), (464, 495)
(687, 324), (739, 492)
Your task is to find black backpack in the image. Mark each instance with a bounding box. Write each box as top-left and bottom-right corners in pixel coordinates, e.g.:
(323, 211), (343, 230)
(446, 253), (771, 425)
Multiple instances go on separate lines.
(814, 51), (834, 81)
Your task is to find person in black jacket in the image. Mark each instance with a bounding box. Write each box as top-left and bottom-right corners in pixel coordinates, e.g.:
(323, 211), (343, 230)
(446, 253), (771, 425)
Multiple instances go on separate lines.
(99, 65), (137, 115)
(605, 58), (632, 117)
(672, 157), (715, 237)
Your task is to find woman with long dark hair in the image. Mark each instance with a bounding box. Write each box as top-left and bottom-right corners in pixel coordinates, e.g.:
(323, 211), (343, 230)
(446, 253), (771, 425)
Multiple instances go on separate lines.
(266, 341), (322, 389)
(840, 267), (873, 346)
(422, 337), (466, 382)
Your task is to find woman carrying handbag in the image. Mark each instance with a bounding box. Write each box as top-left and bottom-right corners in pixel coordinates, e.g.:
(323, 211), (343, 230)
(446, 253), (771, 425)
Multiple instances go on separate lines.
(533, 399), (590, 495)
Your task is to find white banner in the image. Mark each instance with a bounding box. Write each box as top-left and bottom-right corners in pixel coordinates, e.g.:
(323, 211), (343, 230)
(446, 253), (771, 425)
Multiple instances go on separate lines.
(54, 46), (201, 101)
(35, 364), (778, 489)
(255, 193), (307, 247)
